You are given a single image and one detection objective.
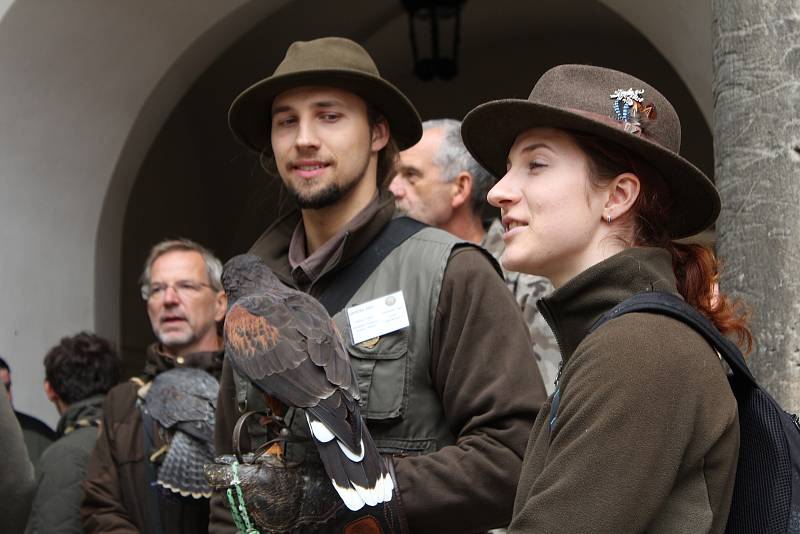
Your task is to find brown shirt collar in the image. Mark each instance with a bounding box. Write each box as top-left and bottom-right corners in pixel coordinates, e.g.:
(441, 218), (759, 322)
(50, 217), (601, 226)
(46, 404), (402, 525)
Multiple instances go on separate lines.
(288, 192), (383, 288)
(250, 190), (397, 291)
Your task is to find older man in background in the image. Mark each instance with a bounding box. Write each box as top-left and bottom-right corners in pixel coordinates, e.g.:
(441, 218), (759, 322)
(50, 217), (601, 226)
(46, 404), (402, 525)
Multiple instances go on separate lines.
(82, 238), (226, 534)
(390, 118), (559, 392)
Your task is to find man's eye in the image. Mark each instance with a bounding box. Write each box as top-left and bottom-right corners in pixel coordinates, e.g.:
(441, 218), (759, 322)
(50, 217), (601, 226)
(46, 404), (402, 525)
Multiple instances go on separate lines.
(176, 281), (200, 291)
(320, 113), (340, 121)
(150, 285), (165, 295)
(274, 116), (295, 127)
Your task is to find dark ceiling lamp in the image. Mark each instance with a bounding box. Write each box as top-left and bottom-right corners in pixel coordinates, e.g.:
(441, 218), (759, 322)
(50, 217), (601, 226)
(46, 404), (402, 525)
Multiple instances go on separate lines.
(402, 0), (466, 81)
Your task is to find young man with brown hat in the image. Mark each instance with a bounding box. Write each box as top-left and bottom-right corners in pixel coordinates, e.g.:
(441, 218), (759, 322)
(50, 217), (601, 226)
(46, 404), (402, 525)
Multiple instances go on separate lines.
(210, 37), (546, 533)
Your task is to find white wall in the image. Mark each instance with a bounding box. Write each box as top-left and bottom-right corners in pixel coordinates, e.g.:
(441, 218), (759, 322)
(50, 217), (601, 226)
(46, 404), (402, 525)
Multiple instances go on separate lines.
(0, 0), (288, 427)
(0, 0), (12, 22)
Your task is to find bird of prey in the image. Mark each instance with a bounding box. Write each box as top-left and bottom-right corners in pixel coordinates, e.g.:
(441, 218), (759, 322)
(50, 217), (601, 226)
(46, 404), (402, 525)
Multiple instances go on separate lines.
(221, 253), (394, 512)
(143, 366), (219, 498)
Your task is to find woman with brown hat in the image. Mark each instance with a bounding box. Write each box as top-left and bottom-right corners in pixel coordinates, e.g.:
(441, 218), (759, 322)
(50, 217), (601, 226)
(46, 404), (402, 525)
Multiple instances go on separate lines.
(461, 64), (751, 533)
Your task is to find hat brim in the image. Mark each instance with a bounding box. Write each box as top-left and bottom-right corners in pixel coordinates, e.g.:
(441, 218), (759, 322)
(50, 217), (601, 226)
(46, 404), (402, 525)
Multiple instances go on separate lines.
(228, 69), (422, 154)
(461, 99), (719, 239)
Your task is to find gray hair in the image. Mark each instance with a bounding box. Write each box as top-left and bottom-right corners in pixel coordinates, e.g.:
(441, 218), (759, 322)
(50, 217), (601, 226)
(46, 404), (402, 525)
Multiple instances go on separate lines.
(139, 238), (223, 299)
(423, 118), (494, 214)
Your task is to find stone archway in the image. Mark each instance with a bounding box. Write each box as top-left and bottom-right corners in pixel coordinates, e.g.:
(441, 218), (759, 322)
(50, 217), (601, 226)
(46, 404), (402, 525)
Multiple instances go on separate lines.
(119, 0), (714, 371)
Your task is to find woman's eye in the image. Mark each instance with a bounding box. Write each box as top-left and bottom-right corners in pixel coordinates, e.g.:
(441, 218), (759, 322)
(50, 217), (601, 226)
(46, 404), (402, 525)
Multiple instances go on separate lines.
(529, 160), (547, 170)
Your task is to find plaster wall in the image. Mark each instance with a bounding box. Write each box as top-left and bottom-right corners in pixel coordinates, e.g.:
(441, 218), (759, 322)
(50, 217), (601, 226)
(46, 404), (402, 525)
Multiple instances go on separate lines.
(0, 0), (287, 426)
(0, 0), (12, 22)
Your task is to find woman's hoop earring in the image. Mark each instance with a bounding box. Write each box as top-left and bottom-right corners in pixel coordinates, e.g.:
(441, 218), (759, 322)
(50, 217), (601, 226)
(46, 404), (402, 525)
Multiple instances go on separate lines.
(606, 214), (612, 224)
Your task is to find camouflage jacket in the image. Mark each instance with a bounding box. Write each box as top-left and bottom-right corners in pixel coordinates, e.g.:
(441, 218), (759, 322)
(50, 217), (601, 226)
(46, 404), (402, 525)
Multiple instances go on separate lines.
(482, 219), (560, 394)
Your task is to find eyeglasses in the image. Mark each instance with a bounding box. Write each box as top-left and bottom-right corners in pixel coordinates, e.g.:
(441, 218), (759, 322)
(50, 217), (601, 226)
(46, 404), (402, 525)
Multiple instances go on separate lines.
(141, 280), (216, 301)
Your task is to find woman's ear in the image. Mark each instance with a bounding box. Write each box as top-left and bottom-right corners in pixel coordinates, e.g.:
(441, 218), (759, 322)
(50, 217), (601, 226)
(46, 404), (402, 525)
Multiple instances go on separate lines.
(604, 172), (640, 222)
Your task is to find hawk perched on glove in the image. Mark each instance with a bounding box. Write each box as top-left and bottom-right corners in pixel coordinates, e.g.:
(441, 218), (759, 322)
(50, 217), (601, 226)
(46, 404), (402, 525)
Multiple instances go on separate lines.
(221, 253), (394, 511)
(143, 366), (219, 498)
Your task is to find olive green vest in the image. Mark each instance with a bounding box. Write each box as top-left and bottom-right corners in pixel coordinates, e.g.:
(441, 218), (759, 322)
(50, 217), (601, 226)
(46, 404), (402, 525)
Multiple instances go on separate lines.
(233, 227), (481, 457)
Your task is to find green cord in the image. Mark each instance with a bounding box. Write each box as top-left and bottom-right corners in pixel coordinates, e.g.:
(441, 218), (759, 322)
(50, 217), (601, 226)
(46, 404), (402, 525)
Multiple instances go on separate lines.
(226, 461), (261, 534)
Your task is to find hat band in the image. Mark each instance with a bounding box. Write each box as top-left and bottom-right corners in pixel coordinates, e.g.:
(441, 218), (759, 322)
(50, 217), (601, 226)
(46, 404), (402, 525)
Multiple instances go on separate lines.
(565, 107), (657, 142)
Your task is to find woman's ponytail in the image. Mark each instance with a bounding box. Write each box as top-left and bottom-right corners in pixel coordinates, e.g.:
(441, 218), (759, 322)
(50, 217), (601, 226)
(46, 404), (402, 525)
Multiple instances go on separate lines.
(667, 241), (752, 353)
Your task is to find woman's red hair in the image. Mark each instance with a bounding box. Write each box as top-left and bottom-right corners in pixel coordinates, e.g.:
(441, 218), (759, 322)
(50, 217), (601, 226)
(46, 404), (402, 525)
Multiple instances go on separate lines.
(571, 132), (753, 353)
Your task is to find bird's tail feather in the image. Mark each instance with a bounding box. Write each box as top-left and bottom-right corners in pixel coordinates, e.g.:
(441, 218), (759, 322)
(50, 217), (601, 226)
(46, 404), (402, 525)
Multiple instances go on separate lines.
(306, 412), (394, 511)
(157, 430), (214, 499)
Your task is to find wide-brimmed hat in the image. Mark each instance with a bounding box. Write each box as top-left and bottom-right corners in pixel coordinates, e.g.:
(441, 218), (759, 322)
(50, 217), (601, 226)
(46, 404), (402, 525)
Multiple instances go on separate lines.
(228, 37), (422, 154)
(461, 64), (719, 238)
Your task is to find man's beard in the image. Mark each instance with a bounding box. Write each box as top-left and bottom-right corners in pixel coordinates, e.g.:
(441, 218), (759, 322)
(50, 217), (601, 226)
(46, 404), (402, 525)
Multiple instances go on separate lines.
(154, 326), (197, 353)
(285, 149), (372, 209)
(392, 201), (410, 217)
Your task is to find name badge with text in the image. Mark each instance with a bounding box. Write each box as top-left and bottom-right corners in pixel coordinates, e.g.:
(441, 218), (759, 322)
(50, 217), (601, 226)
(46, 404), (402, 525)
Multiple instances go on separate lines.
(346, 291), (410, 345)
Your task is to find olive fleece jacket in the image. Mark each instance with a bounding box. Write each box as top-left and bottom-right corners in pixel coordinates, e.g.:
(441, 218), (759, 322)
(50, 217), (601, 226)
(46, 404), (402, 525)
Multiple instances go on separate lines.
(509, 247), (739, 534)
(210, 192), (546, 533)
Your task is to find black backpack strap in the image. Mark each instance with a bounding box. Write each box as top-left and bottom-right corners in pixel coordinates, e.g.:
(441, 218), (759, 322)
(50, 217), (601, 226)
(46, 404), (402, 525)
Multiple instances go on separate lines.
(589, 291), (757, 387)
(317, 217), (427, 315)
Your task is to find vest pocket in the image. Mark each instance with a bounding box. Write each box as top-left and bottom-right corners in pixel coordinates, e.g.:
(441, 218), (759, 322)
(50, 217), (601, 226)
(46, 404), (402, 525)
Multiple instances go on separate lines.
(346, 329), (409, 420)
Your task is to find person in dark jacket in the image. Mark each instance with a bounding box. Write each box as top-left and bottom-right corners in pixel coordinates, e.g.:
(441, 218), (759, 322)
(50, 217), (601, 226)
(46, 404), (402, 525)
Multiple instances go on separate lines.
(461, 64), (751, 533)
(1, 374), (35, 534)
(0, 356), (57, 464)
(81, 238), (227, 534)
(25, 332), (121, 534)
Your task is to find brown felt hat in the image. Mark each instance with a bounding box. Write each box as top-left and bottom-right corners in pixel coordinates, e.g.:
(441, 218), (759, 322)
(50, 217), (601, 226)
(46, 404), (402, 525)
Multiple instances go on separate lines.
(228, 36), (422, 154)
(461, 64), (719, 239)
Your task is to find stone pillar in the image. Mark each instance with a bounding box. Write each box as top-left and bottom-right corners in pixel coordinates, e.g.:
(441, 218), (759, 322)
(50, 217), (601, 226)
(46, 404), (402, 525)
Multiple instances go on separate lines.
(712, 0), (800, 411)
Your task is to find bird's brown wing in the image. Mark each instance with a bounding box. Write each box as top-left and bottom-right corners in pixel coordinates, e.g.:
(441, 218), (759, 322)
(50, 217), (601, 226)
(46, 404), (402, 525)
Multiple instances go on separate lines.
(283, 292), (358, 396)
(224, 295), (356, 410)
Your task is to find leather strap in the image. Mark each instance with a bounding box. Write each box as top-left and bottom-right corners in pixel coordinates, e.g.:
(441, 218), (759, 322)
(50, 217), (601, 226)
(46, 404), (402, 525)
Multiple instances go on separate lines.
(318, 217), (427, 315)
(232, 410), (262, 462)
(589, 290), (755, 385)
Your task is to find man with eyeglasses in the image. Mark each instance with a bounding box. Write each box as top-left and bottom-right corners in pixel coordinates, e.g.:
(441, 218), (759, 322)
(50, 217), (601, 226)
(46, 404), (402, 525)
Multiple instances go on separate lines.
(82, 238), (227, 534)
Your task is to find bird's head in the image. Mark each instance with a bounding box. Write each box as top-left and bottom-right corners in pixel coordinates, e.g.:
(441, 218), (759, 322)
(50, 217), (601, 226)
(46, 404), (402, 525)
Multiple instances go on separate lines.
(221, 254), (282, 304)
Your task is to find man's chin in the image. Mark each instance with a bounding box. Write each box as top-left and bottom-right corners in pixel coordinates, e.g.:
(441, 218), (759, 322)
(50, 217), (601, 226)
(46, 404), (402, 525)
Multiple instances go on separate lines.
(156, 331), (195, 352)
(393, 204), (410, 216)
